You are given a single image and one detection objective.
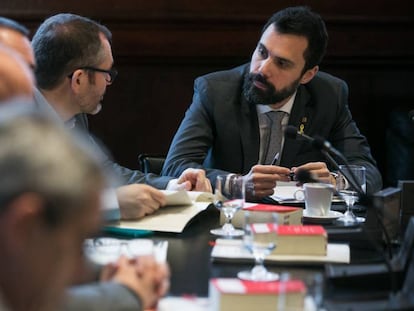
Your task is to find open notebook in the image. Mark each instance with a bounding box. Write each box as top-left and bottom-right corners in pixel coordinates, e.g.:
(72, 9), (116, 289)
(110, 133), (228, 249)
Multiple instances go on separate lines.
(105, 190), (213, 234)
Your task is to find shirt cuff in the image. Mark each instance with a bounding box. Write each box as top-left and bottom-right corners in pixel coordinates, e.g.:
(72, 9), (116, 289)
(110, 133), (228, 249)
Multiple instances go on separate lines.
(101, 188), (121, 221)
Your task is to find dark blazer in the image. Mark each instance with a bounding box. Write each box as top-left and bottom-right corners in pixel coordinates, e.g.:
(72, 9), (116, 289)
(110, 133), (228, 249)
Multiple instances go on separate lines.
(61, 283), (142, 311)
(73, 114), (172, 189)
(162, 63), (382, 194)
(32, 88), (172, 189)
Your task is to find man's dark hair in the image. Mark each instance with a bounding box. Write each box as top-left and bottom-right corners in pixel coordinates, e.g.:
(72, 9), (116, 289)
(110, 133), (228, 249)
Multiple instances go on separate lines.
(32, 13), (112, 90)
(0, 103), (105, 227)
(0, 17), (30, 37)
(262, 6), (328, 71)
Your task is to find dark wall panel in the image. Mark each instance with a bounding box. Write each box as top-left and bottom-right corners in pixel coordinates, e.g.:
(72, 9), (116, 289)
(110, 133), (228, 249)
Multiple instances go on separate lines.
(2, 1), (413, 183)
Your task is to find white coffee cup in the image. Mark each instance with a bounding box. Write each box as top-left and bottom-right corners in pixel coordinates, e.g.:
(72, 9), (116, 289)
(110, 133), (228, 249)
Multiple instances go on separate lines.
(295, 183), (334, 216)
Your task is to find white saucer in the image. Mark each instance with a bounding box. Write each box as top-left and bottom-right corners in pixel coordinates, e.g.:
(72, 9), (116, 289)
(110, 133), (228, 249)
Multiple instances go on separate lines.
(303, 210), (344, 224)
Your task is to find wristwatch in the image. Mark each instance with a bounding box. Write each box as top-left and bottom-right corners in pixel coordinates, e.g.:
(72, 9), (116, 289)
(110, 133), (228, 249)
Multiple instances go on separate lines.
(329, 172), (339, 185)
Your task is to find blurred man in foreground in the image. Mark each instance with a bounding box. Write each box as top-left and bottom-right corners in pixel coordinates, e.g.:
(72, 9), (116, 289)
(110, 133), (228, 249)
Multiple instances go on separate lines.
(0, 43), (33, 101)
(0, 33), (170, 310)
(0, 106), (168, 311)
(0, 15), (211, 220)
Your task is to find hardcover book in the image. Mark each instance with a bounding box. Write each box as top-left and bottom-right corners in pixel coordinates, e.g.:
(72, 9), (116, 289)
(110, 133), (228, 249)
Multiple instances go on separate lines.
(225, 202), (303, 228)
(252, 224), (327, 256)
(209, 278), (306, 311)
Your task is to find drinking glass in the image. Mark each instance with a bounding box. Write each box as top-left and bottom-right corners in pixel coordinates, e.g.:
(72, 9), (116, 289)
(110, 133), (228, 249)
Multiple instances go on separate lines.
(210, 174), (244, 237)
(237, 211), (279, 281)
(336, 165), (366, 224)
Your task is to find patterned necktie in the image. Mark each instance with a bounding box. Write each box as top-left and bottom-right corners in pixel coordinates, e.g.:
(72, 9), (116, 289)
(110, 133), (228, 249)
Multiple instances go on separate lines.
(264, 110), (287, 165)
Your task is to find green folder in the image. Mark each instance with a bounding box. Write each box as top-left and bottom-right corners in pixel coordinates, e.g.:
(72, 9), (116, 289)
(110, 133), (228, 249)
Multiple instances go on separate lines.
(103, 226), (153, 238)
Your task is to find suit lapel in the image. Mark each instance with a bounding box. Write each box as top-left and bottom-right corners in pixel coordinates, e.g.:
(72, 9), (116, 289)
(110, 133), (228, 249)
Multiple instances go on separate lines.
(281, 85), (312, 168)
(239, 94), (260, 172)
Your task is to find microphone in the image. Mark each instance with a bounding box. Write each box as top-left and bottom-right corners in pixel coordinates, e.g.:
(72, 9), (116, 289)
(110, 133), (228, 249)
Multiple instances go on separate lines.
(285, 127), (398, 294)
(295, 168), (319, 184)
(409, 110), (414, 123)
(285, 126), (342, 158)
(285, 125), (367, 201)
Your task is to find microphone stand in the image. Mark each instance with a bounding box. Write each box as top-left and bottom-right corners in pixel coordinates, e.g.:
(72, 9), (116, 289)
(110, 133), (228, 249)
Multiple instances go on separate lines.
(319, 149), (397, 295)
(320, 150), (392, 252)
(285, 125), (399, 296)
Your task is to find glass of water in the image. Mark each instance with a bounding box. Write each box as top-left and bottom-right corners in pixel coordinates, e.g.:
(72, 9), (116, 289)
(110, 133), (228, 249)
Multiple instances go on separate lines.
(210, 174), (245, 237)
(337, 165), (366, 224)
(237, 211), (279, 281)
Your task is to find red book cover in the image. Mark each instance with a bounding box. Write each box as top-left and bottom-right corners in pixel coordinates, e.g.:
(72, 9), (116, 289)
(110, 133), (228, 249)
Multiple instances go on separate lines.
(251, 224), (326, 236)
(211, 278), (306, 294)
(243, 203), (300, 213)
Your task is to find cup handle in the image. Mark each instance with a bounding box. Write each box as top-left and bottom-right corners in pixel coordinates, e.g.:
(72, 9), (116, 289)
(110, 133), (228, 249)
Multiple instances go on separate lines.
(294, 189), (305, 201)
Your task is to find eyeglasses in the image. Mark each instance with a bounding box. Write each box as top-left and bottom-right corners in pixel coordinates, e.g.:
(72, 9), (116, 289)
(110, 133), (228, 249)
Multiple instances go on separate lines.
(68, 66), (118, 84)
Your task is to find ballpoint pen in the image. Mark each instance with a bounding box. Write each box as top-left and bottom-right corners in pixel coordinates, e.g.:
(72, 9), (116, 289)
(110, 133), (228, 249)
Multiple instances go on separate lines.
(270, 152), (280, 165)
(271, 152), (295, 180)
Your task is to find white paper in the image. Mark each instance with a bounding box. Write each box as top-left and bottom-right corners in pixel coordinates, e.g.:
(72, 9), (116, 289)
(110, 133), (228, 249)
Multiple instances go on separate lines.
(162, 190), (213, 206)
(270, 182), (302, 202)
(110, 202), (211, 233)
(84, 238), (168, 265)
(157, 297), (209, 311)
(211, 239), (350, 264)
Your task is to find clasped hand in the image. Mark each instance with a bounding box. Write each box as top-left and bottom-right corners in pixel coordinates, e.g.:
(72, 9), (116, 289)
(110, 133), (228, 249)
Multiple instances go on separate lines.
(100, 255), (170, 309)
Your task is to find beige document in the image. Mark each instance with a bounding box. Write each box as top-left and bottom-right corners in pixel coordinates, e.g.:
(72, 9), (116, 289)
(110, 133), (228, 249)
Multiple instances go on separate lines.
(106, 190), (213, 233)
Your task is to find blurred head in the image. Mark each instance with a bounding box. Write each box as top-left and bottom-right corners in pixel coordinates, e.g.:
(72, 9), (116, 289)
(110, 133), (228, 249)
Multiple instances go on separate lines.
(0, 44), (34, 101)
(244, 6), (328, 107)
(0, 104), (106, 311)
(32, 13), (115, 115)
(0, 17), (35, 69)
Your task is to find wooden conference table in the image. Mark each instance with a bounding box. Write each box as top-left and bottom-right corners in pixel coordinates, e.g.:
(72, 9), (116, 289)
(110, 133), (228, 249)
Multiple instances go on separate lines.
(108, 202), (392, 310)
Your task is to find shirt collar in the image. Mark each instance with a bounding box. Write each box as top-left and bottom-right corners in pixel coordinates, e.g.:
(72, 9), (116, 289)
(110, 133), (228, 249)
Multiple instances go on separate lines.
(256, 91), (297, 115)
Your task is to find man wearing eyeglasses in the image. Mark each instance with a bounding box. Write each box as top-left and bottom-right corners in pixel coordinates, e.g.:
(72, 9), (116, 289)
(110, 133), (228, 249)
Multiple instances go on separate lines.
(0, 16), (171, 311)
(30, 13), (211, 220)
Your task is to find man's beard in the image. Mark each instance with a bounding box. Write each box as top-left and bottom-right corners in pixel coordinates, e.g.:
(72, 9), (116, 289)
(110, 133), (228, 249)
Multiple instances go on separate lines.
(90, 103), (102, 115)
(243, 72), (301, 106)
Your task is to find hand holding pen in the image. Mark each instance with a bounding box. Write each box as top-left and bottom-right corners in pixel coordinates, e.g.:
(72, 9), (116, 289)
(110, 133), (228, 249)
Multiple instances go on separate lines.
(244, 162), (291, 199)
(270, 152), (295, 181)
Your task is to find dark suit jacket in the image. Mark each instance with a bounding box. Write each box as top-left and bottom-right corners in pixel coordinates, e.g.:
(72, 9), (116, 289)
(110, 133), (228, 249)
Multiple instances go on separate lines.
(32, 88), (172, 189)
(61, 283), (142, 311)
(162, 63), (382, 194)
(73, 113), (172, 189)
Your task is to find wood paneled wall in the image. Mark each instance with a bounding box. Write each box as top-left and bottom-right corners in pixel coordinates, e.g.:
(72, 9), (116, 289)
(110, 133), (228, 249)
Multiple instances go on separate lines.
(2, 0), (414, 185)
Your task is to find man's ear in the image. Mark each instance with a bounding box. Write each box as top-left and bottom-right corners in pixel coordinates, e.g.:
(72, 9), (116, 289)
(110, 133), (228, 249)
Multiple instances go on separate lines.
(300, 65), (319, 85)
(69, 69), (86, 94)
(3, 193), (45, 251)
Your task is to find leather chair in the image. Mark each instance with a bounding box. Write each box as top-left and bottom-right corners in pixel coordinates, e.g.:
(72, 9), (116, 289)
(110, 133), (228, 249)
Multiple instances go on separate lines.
(138, 153), (166, 175)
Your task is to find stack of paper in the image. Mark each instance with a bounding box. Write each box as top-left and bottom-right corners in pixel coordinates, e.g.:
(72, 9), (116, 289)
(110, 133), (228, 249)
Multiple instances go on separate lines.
(211, 239), (350, 264)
